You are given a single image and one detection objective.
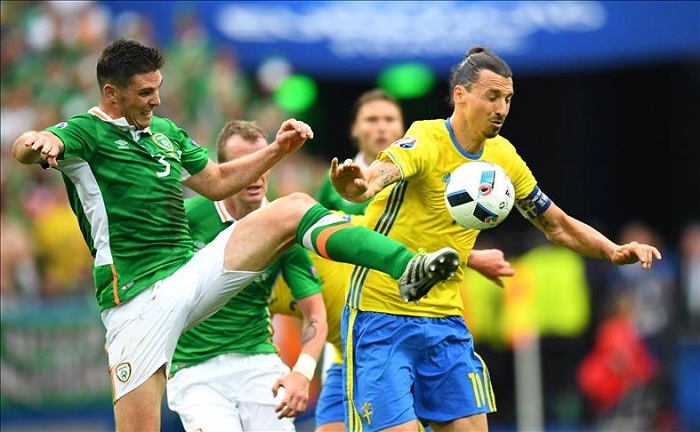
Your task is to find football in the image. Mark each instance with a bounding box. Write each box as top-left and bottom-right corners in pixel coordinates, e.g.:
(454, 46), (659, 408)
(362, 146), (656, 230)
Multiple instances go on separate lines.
(444, 161), (515, 230)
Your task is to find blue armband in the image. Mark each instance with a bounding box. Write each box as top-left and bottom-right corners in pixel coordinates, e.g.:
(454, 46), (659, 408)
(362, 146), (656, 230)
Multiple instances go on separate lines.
(515, 185), (552, 219)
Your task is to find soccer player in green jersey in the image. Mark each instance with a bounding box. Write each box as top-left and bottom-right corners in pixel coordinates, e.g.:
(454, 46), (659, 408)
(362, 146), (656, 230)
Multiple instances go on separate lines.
(331, 47), (663, 431)
(11, 39), (460, 431)
(167, 120), (326, 430)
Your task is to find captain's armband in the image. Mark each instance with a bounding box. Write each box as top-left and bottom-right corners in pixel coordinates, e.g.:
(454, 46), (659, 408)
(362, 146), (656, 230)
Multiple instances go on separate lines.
(515, 185), (552, 219)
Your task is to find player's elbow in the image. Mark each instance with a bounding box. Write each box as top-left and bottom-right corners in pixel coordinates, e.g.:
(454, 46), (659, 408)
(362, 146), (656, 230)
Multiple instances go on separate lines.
(12, 131), (39, 164)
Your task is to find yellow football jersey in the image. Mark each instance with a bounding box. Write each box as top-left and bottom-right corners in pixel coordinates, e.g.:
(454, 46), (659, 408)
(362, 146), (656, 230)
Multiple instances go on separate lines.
(347, 118), (537, 317)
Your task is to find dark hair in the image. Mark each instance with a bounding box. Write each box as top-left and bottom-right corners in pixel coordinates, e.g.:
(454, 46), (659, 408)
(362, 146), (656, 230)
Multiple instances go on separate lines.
(349, 89), (402, 126)
(216, 120), (266, 163)
(96, 39), (164, 91)
(447, 46), (512, 106)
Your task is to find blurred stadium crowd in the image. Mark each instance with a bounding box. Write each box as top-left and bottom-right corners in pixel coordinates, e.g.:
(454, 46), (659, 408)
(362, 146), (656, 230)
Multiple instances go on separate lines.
(1, 2), (699, 431)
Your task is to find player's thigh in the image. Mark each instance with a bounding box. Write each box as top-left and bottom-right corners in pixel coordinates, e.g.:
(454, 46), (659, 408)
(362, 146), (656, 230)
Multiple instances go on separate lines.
(114, 365), (166, 431)
(430, 413), (488, 432)
(102, 282), (196, 403)
(181, 225), (264, 330)
(343, 308), (424, 431)
(223, 193), (316, 272)
(316, 363), (345, 429)
(413, 316), (496, 424)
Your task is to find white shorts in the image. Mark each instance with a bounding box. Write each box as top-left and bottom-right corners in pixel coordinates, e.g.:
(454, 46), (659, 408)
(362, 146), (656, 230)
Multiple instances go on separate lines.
(101, 224), (262, 402)
(167, 352), (295, 432)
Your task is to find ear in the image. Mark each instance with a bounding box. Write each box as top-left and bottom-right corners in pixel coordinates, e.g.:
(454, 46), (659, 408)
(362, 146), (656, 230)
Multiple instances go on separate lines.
(453, 85), (466, 105)
(103, 84), (119, 104)
(350, 122), (359, 140)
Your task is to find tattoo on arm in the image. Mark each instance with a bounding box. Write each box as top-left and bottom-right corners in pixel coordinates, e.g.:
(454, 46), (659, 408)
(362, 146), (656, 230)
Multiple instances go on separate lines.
(377, 163), (400, 188)
(301, 318), (318, 345)
(598, 248), (607, 260)
(534, 214), (550, 230)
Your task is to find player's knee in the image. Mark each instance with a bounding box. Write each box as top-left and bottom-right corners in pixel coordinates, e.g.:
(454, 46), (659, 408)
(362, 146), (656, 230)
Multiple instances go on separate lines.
(279, 192), (316, 219)
(266, 193), (316, 236)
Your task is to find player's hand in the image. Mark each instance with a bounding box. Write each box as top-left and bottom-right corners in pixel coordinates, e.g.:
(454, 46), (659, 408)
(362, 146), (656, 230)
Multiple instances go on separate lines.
(18, 131), (64, 167)
(272, 371), (310, 419)
(329, 157), (372, 203)
(273, 119), (314, 154)
(467, 249), (515, 288)
(609, 241), (662, 269)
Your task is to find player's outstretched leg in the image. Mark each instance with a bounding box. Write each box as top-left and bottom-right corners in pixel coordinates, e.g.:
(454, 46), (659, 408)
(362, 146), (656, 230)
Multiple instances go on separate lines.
(398, 248), (460, 303)
(222, 194), (459, 302)
(294, 201), (459, 301)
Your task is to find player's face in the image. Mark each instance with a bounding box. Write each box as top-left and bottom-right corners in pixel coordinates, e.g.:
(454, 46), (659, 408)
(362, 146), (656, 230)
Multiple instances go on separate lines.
(351, 100), (404, 160)
(225, 135), (269, 208)
(114, 71), (162, 129)
(459, 70), (513, 140)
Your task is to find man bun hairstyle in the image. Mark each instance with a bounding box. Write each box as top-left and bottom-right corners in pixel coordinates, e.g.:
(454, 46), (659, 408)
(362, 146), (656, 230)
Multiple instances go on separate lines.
(447, 46), (513, 105)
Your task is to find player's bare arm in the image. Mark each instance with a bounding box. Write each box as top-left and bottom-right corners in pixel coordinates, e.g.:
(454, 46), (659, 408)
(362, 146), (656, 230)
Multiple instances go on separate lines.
(12, 130), (64, 167)
(528, 202), (661, 269)
(467, 249), (515, 288)
(330, 158), (401, 203)
(185, 119), (313, 200)
(272, 292), (328, 419)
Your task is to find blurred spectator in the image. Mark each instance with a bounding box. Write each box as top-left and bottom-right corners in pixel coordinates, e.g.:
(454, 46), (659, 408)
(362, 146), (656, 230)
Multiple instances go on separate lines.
(1, 84), (39, 150)
(603, 221), (680, 429)
(162, 11), (214, 126)
(613, 221), (678, 357)
(679, 221), (700, 329)
(0, 177), (41, 311)
(30, 182), (94, 300)
(577, 288), (658, 431)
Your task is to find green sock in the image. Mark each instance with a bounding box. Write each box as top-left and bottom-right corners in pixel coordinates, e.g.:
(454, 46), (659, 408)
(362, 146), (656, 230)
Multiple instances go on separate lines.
(296, 204), (414, 279)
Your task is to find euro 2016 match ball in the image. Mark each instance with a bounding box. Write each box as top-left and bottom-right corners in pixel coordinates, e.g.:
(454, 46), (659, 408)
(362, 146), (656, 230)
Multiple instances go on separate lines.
(444, 161), (515, 230)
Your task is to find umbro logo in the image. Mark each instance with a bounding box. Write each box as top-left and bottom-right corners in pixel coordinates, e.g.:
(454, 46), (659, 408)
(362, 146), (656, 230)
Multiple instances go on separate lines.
(115, 139), (129, 149)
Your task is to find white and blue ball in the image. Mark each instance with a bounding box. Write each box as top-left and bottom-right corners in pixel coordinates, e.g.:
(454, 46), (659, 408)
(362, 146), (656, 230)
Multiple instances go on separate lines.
(445, 161), (515, 230)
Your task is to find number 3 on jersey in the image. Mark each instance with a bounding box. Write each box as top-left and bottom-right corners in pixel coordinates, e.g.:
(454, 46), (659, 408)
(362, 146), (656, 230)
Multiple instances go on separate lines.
(156, 154), (170, 178)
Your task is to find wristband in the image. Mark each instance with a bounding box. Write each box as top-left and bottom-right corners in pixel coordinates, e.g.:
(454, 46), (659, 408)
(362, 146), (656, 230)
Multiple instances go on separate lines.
(292, 353), (317, 381)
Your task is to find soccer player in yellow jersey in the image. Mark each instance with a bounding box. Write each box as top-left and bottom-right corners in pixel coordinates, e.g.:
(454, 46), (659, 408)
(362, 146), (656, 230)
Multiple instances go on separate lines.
(331, 47), (662, 431)
(270, 217), (515, 432)
(275, 89), (514, 432)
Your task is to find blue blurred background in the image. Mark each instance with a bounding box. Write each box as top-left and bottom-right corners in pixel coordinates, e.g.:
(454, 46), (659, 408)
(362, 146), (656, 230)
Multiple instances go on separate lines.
(1, 1), (699, 431)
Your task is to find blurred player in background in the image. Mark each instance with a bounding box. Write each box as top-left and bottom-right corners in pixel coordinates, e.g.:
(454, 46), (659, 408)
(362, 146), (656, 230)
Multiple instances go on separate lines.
(167, 120), (327, 430)
(11, 38), (461, 431)
(316, 89), (404, 215)
(331, 47), (662, 431)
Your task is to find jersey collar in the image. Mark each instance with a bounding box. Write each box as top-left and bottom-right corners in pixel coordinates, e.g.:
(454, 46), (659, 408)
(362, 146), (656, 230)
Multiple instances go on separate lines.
(88, 106), (152, 141)
(215, 197), (270, 223)
(444, 117), (484, 160)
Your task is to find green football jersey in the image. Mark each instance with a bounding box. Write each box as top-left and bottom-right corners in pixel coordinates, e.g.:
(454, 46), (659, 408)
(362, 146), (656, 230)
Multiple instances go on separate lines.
(45, 107), (209, 311)
(170, 195), (322, 375)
